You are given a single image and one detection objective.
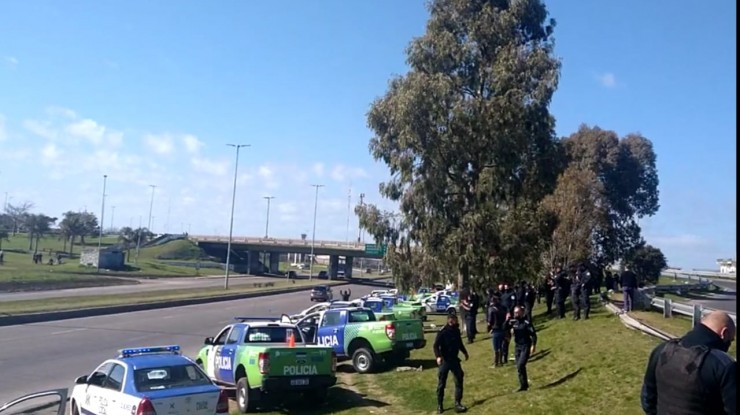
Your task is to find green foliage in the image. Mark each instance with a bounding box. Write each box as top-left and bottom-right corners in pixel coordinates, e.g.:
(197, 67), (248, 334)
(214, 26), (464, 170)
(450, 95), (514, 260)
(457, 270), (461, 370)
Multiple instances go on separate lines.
(24, 213), (57, 252)
(624, 244), (667, 284)
(558, 125), (660, 266)
(363, 0), (561, 289)
(59, 211), (99, 254)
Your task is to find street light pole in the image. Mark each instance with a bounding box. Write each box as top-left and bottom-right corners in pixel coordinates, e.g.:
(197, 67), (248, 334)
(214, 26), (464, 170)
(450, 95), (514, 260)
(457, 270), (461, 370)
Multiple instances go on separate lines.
(346, 186), (351, 245)
(309, 184), (324, 281)
(147, 185), (157, 232)
(224, 144), (250, 290)
(263, 196), (275, 238)
(97, 174), (108, 273)
(110, 205), (116, 232)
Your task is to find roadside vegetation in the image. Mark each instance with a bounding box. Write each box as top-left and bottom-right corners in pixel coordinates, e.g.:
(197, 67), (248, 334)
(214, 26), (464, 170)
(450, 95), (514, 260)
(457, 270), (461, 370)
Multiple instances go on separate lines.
(240, 301), (662, 415)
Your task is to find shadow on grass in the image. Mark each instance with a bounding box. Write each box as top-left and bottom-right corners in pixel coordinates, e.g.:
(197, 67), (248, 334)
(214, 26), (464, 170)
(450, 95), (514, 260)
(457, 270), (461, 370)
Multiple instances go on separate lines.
(538, 367), (583, 390)
(528, 348), (551, 363)
(251, 386), (391, 414)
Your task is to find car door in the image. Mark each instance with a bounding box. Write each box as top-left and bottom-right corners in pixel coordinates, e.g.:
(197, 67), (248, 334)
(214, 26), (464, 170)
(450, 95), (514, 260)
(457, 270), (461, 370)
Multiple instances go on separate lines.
(100, 363), (126, 415)
(206, 327), (231, 380)
(436, 295), (451, 312)
(80, 362), (113, 415)
(316, 311), (345, 355)
(296, 312), (320, 343)
(217, 325), (244, 384)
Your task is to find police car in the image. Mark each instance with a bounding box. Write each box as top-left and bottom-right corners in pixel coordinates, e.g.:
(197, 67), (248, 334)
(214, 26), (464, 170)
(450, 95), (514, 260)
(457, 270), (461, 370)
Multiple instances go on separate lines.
(69, 345), (229, 415)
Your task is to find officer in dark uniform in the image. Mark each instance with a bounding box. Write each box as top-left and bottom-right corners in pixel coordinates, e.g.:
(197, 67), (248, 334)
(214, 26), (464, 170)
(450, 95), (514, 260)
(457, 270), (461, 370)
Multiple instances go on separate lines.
(506, 306), (538, 391)
(524, 283), (537, 322)
(570, 266), (582, 320)
(641, 310), (736, 414)
(578, 264), (592, 320)
(433, 314), (469, 413)
(554, 267), (568, 319)
(544, 271), (556, 314)
(486, 294), (508, 367)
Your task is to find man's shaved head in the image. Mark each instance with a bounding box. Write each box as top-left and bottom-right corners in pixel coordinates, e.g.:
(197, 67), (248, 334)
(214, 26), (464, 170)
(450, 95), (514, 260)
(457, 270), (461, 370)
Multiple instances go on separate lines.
(702, 310), (736, 346)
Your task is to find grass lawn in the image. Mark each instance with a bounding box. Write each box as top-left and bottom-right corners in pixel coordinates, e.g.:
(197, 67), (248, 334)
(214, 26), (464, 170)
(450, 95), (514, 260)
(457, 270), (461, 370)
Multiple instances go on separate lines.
(0, 279), (340, 315)
(233, 300), (664, 415)
(630, 310), (737, 357)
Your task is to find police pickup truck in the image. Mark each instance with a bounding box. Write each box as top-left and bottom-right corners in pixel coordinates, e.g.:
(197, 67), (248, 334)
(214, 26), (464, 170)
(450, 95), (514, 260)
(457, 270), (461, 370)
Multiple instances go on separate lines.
(196, 318), (337, 413)
(295, 307), (426, 374)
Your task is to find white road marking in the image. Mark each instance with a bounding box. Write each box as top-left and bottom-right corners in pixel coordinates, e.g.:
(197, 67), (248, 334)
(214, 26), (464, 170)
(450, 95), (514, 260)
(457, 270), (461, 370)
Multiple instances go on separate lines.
(51, 328), (87, 335)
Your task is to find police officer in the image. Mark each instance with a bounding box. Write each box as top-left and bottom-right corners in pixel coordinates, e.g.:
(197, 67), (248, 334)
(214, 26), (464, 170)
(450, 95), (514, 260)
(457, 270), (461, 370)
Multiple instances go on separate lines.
(544, 272), (556, 314)
(506, 306), (538, 392)
(570, 266), (582, 320)
(433, 314), (469, 413)
(524, 283), (536, 322)
(487, 295), (508, 367)
(641, 310), (736, 414)
(578, 264), (592, 320)
(554, 267), (568, 319)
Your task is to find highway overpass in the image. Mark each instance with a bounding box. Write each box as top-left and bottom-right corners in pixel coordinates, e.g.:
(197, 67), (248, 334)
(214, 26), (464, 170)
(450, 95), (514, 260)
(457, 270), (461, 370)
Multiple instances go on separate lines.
(189, 235), (385, 277)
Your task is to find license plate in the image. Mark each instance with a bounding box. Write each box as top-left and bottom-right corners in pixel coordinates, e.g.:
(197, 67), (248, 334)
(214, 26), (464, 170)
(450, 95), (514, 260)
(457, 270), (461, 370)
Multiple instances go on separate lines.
(291, 379), (309, 386)
(405, 342), (414, 348)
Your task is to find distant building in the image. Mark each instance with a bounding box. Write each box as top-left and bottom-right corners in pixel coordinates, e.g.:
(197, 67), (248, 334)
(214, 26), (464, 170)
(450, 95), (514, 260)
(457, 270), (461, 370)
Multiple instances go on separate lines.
(80, 247), (126, 270)
(716, 258), (736, 274)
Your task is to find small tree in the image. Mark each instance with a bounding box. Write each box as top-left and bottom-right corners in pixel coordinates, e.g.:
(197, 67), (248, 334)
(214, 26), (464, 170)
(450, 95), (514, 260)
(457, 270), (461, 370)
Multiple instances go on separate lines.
(624, 244), (667, 284)
(0, 228), (9, 250)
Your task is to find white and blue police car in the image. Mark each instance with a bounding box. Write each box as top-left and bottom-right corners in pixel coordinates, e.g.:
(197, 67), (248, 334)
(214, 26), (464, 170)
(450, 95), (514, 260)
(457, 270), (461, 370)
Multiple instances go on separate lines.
(69, 345), (229, 415)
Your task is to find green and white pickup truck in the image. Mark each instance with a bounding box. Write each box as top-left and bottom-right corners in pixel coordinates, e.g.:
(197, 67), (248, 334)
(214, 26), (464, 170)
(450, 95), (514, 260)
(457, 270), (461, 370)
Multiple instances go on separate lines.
(196, 318), (337, 413)
(295, 307), (426, 374)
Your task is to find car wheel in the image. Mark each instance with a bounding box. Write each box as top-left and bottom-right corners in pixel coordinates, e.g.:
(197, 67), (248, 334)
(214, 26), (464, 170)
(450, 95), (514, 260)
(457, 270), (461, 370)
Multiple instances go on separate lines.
(236, 377), (256, 413)
(71, 401), (80, 415)
(352, 347), (375, 374)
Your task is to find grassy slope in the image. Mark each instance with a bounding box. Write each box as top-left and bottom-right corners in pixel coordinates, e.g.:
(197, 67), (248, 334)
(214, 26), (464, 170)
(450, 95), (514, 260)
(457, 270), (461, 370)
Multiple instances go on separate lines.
(240, 301), (664, 415)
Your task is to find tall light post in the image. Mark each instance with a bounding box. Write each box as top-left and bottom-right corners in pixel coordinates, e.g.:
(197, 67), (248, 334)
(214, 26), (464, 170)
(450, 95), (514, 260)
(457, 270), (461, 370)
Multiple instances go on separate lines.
(110, 205), (116, 232)
(3, 192), (8, 212)
(263, 196), (275, 238)
(309, 184), (324, 281)
(345, 186), (351, 245)
(224, 143), (250, 290)
(97, 175), (108, 273)
(147, 185), (157, 232)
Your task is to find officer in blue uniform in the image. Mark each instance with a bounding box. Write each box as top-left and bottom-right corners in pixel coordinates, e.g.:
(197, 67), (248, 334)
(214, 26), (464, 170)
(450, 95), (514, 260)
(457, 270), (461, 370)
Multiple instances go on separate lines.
(506, 306), (538, 391)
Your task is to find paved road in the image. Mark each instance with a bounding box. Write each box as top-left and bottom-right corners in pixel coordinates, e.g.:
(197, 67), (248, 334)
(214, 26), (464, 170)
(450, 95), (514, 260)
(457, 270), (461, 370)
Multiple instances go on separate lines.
(0, 284), (376, 404)
(0, 275), (289, 301)
(666, 276), (737, 314)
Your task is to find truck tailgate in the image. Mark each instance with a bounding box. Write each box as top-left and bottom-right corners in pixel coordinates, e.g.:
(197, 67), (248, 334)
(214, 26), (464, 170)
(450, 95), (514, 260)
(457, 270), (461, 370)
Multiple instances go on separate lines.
(393, 319), (424, 343)
(268, 346), (334, 377)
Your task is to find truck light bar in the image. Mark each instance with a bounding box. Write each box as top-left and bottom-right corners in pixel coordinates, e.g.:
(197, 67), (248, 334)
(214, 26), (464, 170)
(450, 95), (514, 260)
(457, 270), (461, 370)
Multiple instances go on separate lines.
(119, 345), (181, 358)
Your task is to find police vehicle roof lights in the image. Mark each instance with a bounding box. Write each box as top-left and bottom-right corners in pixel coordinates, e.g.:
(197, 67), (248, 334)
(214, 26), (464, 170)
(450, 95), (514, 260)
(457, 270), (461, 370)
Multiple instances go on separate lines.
(118, 345), (181, 358)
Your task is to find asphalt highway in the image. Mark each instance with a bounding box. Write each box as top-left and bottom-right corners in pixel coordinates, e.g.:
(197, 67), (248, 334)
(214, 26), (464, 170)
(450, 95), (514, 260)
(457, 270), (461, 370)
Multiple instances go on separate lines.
(0, 283), (376, 405)
(693, 278), (736, 314)
(0, 275), (291, 301)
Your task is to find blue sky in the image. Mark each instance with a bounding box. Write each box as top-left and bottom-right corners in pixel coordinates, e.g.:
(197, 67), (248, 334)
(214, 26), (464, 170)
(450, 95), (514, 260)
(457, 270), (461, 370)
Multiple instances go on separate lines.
(0, 1), (735, 269)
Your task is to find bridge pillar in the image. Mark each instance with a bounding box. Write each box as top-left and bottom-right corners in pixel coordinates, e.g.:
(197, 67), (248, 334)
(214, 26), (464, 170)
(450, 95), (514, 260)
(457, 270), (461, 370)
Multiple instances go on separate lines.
(269, 252), (280, 274)
(345, 256), (354, 279)
(329, 255), (339, 279)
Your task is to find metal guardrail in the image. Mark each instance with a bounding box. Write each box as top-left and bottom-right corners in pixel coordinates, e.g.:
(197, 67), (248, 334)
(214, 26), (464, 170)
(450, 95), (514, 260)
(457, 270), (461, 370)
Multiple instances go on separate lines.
(190, 235), (367, 250)
(664, 269), (736, 280)
(649, 297), (736, 323)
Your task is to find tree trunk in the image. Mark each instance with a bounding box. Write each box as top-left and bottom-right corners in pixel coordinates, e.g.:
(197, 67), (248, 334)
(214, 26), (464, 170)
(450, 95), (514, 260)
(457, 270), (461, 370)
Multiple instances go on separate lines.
(70, 236), (75, 257)
(63, 236), (68, 252)
(35, 235), (40, 254)
(457, 261), (470, 291)
(29, 234), (34, 251)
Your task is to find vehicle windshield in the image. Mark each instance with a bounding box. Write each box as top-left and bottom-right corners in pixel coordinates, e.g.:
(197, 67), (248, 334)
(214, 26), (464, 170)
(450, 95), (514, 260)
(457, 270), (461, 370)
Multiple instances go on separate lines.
(245, 327), (304, 343)
(134, 364), (211, 392)
(313, 286), (328, 292)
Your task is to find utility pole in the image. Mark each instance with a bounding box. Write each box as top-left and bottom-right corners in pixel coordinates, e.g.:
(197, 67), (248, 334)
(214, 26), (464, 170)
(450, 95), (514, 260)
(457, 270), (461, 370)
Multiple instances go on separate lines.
(110, 205), (116, 232)
(224, 144), (250, 289)
(135, 216), (142, 265)
(357, 193), (365, 243)
(263, 196), (275, 238)
(97, 174), (108, 273)
(3, 192), (8, 212)
(346, 186), (351, 245)
(147, 185), (157, 232)
(309, 184), (324, 281)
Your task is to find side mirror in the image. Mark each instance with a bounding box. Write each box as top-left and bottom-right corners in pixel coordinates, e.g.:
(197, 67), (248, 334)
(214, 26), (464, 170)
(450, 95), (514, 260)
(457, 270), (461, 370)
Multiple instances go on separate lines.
(204, 337), (214, 345)
(75, 375), (88, 385)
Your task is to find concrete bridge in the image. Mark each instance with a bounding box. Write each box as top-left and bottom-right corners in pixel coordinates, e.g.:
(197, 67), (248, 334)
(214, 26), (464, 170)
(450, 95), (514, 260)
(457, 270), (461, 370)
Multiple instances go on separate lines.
(189, 235), (385, 278)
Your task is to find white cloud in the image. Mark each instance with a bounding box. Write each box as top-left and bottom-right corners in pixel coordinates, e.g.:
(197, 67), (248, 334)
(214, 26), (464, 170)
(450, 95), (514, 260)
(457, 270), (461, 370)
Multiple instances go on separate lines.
(46, 106), (77, 119)
(4, 56), (18, 66)
(312, 162), (325, 177)
(144, 134), (175, 155)
(330, 164), (369, 182)
(41, 143), (62, 164)
(0, 148), (31, 161)
(66, 119), (106, 145)
(191, 157), (229, 176)
(649, 234), (708, 249)
(0, 114), (6, 141)
(597, 72), (617, 88)
(23, 119), (58, 140)
(277, 202), (298, 214)
(183, 135), (204, 154)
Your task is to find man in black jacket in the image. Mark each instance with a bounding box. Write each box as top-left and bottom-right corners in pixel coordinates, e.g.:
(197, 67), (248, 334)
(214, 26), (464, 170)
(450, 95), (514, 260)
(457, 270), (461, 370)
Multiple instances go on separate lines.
(506, 306), (538, 392)
(433, 314), (469, 413)
(487, 295), (508, 367)
(641, 310), (736, 415)
(620, 266), (639, 312)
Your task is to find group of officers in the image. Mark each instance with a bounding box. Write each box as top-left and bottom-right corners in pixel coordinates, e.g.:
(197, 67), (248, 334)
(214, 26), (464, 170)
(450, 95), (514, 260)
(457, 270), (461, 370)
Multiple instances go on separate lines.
(433, 282), (539, 413)
(542, 263), (595, 320)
